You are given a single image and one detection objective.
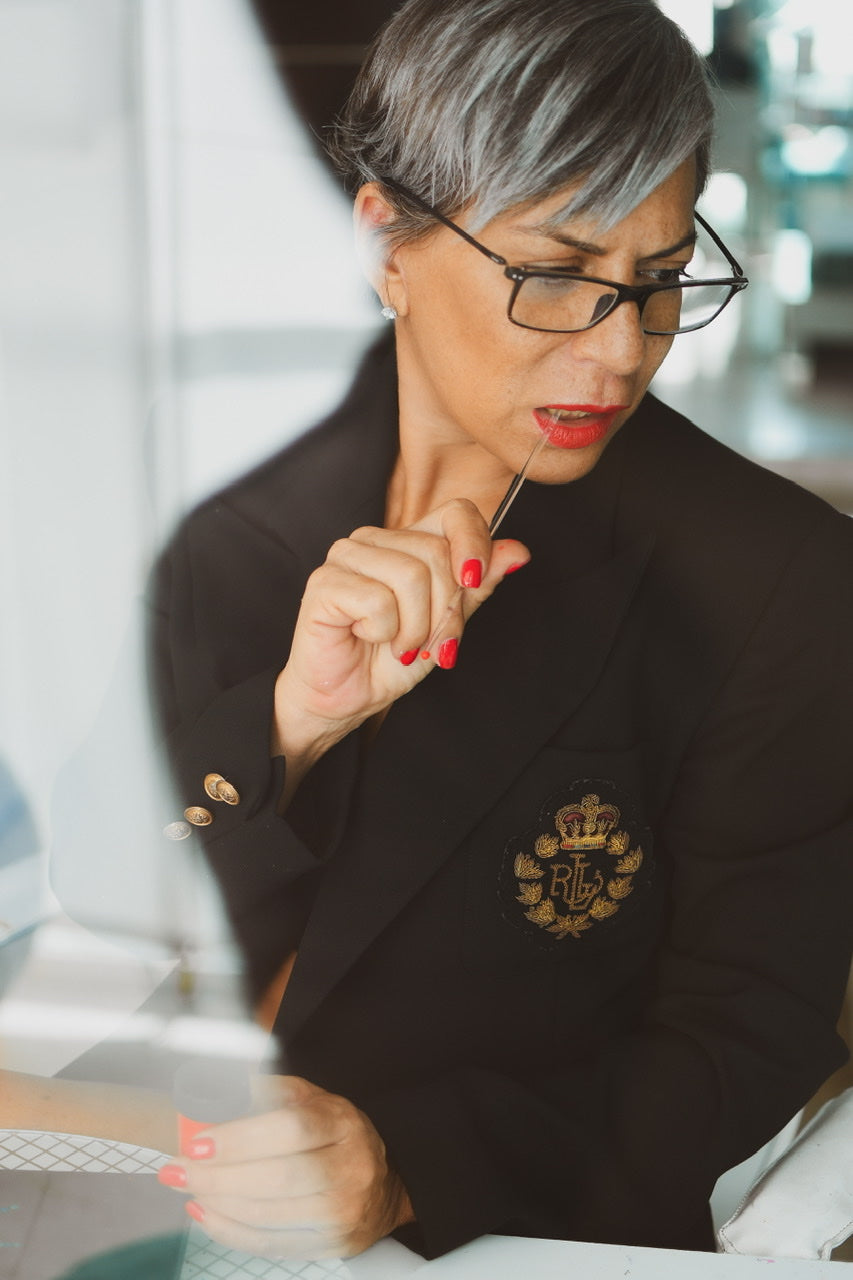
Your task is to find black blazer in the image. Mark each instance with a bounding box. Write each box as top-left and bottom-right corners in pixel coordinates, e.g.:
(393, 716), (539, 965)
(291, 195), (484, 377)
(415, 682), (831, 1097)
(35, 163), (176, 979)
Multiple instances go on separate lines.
(150, 334), (853, 1258)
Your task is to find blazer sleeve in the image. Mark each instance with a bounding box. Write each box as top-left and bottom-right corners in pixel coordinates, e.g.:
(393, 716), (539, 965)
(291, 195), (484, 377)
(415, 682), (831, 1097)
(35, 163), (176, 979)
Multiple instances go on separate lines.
(148, 500), (360, 1003)
(359, 505), (853, 1258)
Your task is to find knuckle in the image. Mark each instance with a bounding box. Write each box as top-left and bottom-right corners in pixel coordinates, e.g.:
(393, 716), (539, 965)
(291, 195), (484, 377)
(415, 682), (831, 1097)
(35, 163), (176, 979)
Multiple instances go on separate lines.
(303, 562), (345, 598)
(359, 578), (389, 609)
(285, 1108), (312, 1146)
(398, 555), (430, 593)
(348, 524), (382, 543)
(441, 497), (478, 518)
(332, 1096), (361, 1136)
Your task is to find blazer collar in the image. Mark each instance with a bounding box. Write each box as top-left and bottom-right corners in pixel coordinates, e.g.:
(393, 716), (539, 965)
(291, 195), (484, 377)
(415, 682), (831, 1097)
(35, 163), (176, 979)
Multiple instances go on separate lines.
(278, 413), (655, 1043)
(267, 332), (400, 572)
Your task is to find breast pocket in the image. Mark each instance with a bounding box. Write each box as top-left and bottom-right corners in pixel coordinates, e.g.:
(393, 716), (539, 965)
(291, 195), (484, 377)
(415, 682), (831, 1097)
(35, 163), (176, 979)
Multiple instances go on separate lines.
(461, 744), (665, 975)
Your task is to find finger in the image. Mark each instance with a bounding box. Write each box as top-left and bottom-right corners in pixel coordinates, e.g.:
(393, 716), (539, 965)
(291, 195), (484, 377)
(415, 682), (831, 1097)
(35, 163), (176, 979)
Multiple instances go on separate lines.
(182, 1094), (353, 1166)
(410, 498), (493, 590)
(300, 564), (401, 648)
(343, 525), (473, 662)
(192, 1189), (335, 1228)
(249, 1073), (319, 1110)
(422, 535), (532, 660)
(185, 1202), (344, 1261)
(323, 538), (434, 657)
(165, 1150), (333, 1200)
(345, 525), (459, 605)
(480, 537), (531, 589)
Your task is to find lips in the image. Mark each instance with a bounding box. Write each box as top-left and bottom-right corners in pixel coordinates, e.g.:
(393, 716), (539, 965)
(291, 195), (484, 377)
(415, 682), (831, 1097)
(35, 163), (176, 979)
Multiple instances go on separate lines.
(533, 404), (629, 450)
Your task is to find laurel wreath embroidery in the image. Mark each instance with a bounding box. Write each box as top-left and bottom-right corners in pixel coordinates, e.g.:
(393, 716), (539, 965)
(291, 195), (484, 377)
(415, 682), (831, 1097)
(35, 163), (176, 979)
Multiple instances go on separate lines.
(514, 853), (543, 881)
(514, 795), (644, 940)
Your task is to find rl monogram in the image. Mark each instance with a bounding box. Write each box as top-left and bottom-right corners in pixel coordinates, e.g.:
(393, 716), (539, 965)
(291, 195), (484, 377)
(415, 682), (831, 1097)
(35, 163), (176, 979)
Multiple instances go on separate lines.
(507, 788), (649, 941)
(549, 857), (603, 911)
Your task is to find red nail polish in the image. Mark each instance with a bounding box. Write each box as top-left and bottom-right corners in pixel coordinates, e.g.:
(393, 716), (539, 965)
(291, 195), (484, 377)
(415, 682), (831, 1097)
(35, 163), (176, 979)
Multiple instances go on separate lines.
(187, 1137), (216, 1160)
(504, 561), (527, 575)
(157, 1164), (188, 1188)
(400, 649), (419, 666)
(420, 650), (431, 660)
(185, 1201), (205, 1224)
(438, 638), (458, 670)
(460, 558), (482, 589)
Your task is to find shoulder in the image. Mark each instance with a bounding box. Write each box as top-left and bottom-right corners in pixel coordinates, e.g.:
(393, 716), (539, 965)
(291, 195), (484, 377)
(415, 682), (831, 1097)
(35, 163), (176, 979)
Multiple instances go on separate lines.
(613, 395), (853, 698)
(620, 393), (853, 577)
(158, 332), (398, 574)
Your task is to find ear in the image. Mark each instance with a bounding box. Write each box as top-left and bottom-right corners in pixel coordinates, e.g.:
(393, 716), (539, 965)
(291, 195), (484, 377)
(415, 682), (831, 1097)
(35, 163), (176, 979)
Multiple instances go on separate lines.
(353, 183), (410, 317)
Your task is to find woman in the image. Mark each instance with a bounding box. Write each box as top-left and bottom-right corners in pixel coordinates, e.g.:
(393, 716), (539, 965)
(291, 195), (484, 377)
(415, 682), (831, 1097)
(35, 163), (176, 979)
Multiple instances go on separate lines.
(148, 0), (853, 1262)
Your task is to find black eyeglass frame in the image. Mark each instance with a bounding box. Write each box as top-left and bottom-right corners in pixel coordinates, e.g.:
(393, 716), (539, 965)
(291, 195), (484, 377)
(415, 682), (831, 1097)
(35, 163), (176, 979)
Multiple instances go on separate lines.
(380, 178), (749, 336)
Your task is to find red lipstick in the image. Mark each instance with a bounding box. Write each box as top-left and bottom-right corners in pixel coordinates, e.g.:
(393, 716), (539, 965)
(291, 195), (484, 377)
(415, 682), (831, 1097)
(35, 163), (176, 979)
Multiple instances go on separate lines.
(533, 404), (628, 450)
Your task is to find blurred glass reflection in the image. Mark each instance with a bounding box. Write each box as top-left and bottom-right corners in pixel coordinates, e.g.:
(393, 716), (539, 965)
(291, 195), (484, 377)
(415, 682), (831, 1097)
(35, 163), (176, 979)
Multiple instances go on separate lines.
(0, 0), (850, 1117)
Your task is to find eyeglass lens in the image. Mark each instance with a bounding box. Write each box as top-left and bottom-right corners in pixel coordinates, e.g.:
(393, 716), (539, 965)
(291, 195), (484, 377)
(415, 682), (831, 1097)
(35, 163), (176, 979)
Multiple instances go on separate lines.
(511, 225), (741, 334)
(511, 276), (735, 334)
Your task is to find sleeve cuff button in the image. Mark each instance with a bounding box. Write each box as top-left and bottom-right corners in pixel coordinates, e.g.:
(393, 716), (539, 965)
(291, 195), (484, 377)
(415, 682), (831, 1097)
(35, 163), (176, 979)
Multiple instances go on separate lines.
(204, 773), (240, 805)
(184, 805), (214, 826)
(163, 821), (192, 841)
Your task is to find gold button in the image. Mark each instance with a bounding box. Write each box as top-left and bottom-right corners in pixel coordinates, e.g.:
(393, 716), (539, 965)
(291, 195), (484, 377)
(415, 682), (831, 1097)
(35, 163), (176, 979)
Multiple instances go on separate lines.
(163, 821), (192, 841)
(184, 805), (213, 827)
(204, 773), (240, 805)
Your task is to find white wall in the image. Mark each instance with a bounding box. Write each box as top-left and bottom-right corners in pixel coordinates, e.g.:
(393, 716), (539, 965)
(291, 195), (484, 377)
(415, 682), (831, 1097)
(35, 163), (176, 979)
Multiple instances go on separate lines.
(0, 0), (151, 942)
(0, 0), (376, 957)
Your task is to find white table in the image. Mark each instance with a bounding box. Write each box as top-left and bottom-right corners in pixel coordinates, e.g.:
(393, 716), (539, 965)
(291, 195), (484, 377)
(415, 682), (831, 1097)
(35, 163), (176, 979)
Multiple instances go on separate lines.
(0, 1131), (846, 1279)
(419, 1233), (849, 1278)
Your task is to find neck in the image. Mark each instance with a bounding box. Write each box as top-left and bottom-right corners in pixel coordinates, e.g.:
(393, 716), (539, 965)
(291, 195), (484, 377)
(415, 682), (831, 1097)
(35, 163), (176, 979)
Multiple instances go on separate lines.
(385, 439), (514, 529)
(386, 361), (516, 530)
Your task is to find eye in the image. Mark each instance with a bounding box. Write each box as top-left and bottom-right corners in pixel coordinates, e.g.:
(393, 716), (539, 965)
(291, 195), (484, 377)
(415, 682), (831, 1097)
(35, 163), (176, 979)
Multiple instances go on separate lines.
(520, 257), (585, 273)
(523, 273), (585, 297)
(640, 266), (691, 286)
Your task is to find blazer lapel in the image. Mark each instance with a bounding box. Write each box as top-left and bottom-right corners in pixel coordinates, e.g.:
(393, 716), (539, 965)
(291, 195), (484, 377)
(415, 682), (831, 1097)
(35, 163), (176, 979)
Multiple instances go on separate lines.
(279, 436), (655, 1042)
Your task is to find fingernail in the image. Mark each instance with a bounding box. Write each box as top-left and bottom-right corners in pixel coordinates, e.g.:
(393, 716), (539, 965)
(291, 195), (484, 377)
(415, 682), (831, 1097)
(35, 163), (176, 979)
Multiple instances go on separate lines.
(187, 1138), (216, 1160)
(438, 638), (458, 670)
(400, 649), (419, 666)
(504, 561), (527, 575)
(460, 558), (482, 589)
(185, 1201), (205, 1224)
(157, 1164), (187, 1188)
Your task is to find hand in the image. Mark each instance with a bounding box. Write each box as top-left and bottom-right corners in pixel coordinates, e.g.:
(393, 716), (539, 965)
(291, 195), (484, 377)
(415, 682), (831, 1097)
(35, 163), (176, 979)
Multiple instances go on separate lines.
(273, 498), (529, 773)
(157, 1075), (413, 1259)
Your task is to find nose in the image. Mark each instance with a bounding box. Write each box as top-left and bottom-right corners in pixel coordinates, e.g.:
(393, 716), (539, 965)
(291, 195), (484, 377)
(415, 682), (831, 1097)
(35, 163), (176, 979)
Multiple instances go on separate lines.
(565, 297), (652, 377)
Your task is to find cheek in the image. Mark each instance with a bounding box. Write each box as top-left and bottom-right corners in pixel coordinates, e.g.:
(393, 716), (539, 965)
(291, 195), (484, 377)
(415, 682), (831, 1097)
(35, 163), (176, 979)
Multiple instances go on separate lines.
(421, 305), (531, 404)
(643, 334), (675, 383)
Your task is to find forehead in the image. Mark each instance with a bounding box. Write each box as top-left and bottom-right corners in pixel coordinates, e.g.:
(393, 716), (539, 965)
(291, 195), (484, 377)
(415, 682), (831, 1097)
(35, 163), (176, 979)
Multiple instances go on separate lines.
(491, 160), (698, 251)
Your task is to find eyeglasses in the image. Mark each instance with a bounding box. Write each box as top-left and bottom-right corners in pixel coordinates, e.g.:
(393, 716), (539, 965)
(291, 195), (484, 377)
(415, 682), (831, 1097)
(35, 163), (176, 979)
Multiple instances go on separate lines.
(381, 179), (749, 336)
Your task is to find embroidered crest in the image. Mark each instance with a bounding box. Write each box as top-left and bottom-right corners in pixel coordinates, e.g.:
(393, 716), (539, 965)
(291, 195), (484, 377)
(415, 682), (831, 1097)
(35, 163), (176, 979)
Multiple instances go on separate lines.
(503, 783), (652, 943)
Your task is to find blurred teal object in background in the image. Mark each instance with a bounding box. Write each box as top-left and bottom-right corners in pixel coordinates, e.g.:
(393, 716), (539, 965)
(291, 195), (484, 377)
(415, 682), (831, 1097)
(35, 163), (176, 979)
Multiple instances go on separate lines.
(0, 756), (42, 990)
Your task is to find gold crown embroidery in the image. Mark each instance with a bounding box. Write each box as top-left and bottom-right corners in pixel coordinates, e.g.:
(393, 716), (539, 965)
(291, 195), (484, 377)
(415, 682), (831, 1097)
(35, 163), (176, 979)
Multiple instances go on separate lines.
(514, 793), (644, 940)
(555, 793), (619, 849)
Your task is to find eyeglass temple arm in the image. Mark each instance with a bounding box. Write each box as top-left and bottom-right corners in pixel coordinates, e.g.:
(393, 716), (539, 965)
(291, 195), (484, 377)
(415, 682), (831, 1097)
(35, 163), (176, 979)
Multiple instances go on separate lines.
(379, 177), (509, 266)
(694, 210), (747, 280)
(382, 178), (747, 283)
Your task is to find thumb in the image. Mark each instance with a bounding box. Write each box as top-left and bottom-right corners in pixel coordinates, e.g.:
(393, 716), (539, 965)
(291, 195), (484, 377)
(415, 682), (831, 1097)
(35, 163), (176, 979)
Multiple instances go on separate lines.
(250, 1073), (320, 1112)
(483, 538), (531, 587)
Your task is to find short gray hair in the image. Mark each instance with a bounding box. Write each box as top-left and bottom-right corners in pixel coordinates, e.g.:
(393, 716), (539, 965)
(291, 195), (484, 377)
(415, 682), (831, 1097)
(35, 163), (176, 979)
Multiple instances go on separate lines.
(327, 0), (715, 241)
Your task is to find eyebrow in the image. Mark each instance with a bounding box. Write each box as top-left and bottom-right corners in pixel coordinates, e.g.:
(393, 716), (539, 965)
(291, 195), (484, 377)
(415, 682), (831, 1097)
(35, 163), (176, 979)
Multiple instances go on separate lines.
(514, 225), (698, 260)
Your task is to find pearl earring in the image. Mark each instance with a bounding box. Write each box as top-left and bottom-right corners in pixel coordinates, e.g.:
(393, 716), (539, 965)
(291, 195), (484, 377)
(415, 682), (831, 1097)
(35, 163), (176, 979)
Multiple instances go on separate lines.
(380, 304), (398, 320)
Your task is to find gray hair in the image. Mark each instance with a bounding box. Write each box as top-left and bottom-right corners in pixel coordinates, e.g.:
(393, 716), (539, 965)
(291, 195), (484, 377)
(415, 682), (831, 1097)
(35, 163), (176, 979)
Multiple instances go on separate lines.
(327, 0), (715, 241)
